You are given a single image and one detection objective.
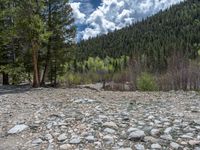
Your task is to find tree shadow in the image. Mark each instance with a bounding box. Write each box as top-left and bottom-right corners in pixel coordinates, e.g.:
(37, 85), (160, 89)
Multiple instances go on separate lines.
(0, 84), (32, 95)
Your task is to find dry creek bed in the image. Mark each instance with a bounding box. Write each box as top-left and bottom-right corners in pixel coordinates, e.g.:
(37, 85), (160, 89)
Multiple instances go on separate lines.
(0, 86), (200, 150)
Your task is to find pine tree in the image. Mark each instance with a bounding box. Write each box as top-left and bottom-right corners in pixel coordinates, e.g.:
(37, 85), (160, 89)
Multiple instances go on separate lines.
(0, 0), (75, 86)
(76, 0), (200, 72)
(0, 0), (16, 85)
(41, 0), (75, 86)
(15, 0), (50, 87)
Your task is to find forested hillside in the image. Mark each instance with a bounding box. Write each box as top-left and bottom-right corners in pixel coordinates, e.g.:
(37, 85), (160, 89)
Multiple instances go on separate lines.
(76, 0), (200, 70)
(1, 0), (200, 90)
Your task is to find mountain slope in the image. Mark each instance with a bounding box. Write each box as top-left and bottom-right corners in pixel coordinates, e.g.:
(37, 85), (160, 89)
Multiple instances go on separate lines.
(75, 0), (200, 70)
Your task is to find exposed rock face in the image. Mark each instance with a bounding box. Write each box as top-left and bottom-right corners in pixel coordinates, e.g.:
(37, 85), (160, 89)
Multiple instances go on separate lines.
(0, 87), (200, 149)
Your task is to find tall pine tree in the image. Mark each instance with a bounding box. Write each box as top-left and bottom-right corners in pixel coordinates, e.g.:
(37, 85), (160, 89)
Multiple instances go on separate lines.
(41, 0), (75, 86)
(0, 0), (16, 85)
(15, 0), (49, 87)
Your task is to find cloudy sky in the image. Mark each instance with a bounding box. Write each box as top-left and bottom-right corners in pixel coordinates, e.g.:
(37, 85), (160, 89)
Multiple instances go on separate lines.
(70, 0), (184, 41)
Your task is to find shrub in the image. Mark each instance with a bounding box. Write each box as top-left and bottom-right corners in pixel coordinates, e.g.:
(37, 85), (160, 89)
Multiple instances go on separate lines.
(59, 73), (81, 86)
(112, 70), (129, 83)
(136, 72), (158, 91)
(0, 64), (28, 85)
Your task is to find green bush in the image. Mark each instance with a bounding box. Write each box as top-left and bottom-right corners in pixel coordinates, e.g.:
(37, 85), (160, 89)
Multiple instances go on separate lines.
(0, 64), (28, 84)
(136, 72), (158, 91)
(59, 72), (94, 86)
(112, 70), (129, 83)
(59, 56), (130, 86)
(58, 73), (82, 86)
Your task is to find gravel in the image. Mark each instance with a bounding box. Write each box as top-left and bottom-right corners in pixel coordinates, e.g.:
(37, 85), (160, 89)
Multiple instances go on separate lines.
(0, 86), (200, 149)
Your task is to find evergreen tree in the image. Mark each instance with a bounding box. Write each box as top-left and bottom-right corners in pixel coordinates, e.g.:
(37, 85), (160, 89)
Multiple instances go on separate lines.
(76, 0), (200, 72)
(0, 0), (75, 86)
(15, 0), (49, 87)
(41, 0), (75, 86)
(0, 0), (16, 85)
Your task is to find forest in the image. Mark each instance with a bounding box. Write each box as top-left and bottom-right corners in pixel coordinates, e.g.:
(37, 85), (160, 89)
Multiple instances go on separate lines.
(0, 0), (75, 87)
(0, 0), (200, 91)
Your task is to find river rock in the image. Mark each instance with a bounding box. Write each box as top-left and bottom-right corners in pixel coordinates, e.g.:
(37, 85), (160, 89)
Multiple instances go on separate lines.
(128, 130), (145, 141)
(8, 124), (29, 134)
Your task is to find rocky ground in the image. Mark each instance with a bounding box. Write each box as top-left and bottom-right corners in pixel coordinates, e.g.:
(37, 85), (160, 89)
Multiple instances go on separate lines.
(0, 86), (200, 150)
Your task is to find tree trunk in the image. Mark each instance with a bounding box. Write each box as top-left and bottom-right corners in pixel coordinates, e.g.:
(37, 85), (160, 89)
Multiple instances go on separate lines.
(53, 59), (57, 87)
(2, 72), (9, 85)
(41, 59), (48, 86)
(41, 1), (52, 86)
(32, 40), (40, 88)
(41, 42), (50, 86)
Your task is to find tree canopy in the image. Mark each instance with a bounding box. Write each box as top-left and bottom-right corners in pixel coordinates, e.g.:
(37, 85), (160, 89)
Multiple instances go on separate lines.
(76, 0), (200, 71)
(0, 0), (75, 86)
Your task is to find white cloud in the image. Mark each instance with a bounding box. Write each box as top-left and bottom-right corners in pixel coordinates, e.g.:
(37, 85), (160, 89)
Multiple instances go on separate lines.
(70, 0), (94, 16)
(71, 0), (185, 40)
(70, 2), (86, 24)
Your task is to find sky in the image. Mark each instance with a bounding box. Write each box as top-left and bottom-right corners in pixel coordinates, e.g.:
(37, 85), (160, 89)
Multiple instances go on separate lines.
(70, 0), (184, 41)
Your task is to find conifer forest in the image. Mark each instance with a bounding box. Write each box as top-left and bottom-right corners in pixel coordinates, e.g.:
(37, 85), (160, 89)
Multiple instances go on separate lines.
(0, 0), (200, 91)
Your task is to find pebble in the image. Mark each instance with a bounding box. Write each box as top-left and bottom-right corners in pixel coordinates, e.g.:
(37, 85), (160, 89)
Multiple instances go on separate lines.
(144, 136), (159, 143)
(1, 88), (200, 149)
(118, 148), (132, 150)
(85, 135), (95, 142)
(194, 120), (200, 125)
(188, 140), (200, 146)
(160, 134), (173, 141)
(151, 143), (162, 149)
(104, 128), (116, 134)
(170, 142), (181, 149)
(69, 136), (81, 144)
(45, 134), (53, 141)
(103, 135), (114, 144)
(150, 129), (160, 136)
(128, 130), (145, 141)
(103, 122), (118, 129)
(32, 138), (43, 145)
(57, 133), (67, 141)
(60, 144), (72, 150)
(164, 127), (172, 134)
(73, 98), (97, 104)
(127, 127), (139, 133)
(134, 144), (145, 150)
(8, 124), (29, 134)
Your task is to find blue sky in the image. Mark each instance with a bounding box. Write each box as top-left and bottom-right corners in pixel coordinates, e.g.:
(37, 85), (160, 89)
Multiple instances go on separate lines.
(70, 0), (184, 41)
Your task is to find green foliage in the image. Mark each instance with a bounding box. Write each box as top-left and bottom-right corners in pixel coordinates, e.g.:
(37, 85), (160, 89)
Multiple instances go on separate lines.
(0, 0), (75, 86)
(59, 72), (81, 86)
(44, 0), (76, 85)
(0, 1), (16, 66)
(76, 0), (200, 71)
(62, 56), (129, 74)
(58, 56), (129, 85)
(85, 57), (115, 73)
(0, 64), (27, 84)
(59, 72), (94, 86)
(136, 72), (158, 91)
(112, 69), (129, 83)
(15, 0), (49, 44)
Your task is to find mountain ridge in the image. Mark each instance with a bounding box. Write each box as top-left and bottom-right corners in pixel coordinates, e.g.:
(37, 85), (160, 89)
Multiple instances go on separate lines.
(75, 0), (200, 70)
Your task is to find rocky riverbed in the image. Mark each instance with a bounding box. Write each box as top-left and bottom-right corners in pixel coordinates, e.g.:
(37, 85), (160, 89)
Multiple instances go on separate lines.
(0, 86), (200, 150)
